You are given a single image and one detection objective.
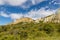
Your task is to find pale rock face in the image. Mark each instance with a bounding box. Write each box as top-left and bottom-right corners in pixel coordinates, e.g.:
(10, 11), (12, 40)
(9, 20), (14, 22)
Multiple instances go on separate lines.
(56, 9), (60, 20)
(44, 14), (55, 22)
(43, 9), (60, 23)
(35, 18), (44, 23)
(13, 17), (34, 24)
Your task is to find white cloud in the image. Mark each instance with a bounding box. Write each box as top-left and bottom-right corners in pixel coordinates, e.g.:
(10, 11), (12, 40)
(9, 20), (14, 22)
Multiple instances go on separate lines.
(0, 0), (47, 5)
(0, 12), (23, 21)
(54, 2), (60, 5)
(9, 13), (23, 20)
(0, 7), (56, 21)
(49, 2), (52, 4)
(52, 0), (60, 5)
(0, 0), (27, 6)
(31, 0), (36, 5)
(4, 0), (27, 6)
(0, 12), (9, 17)
(0, 0), (4, 5)
(31, 0), (45, 5)
(24, 8), (56, 20)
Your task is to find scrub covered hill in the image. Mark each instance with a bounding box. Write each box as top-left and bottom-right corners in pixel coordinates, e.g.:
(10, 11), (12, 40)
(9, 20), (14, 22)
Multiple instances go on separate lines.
(0, 9), (60, 40)
(0, 22), (60, 40)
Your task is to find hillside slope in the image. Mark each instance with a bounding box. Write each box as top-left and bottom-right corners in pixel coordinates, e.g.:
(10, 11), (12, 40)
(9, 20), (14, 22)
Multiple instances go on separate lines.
(0, 21), (60, 40)
(0, 9), (60, 40)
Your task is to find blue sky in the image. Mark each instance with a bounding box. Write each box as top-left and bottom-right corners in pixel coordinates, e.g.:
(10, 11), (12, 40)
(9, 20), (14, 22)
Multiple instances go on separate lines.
(0, 0), (60, 25)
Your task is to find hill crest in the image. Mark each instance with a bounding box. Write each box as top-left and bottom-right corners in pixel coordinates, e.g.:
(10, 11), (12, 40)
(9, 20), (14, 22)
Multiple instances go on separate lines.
(11, 9), (60, 24)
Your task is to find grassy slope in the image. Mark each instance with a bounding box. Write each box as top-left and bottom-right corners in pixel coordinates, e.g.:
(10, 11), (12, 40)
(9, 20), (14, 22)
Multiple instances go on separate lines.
(0, 22), (60, 40)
